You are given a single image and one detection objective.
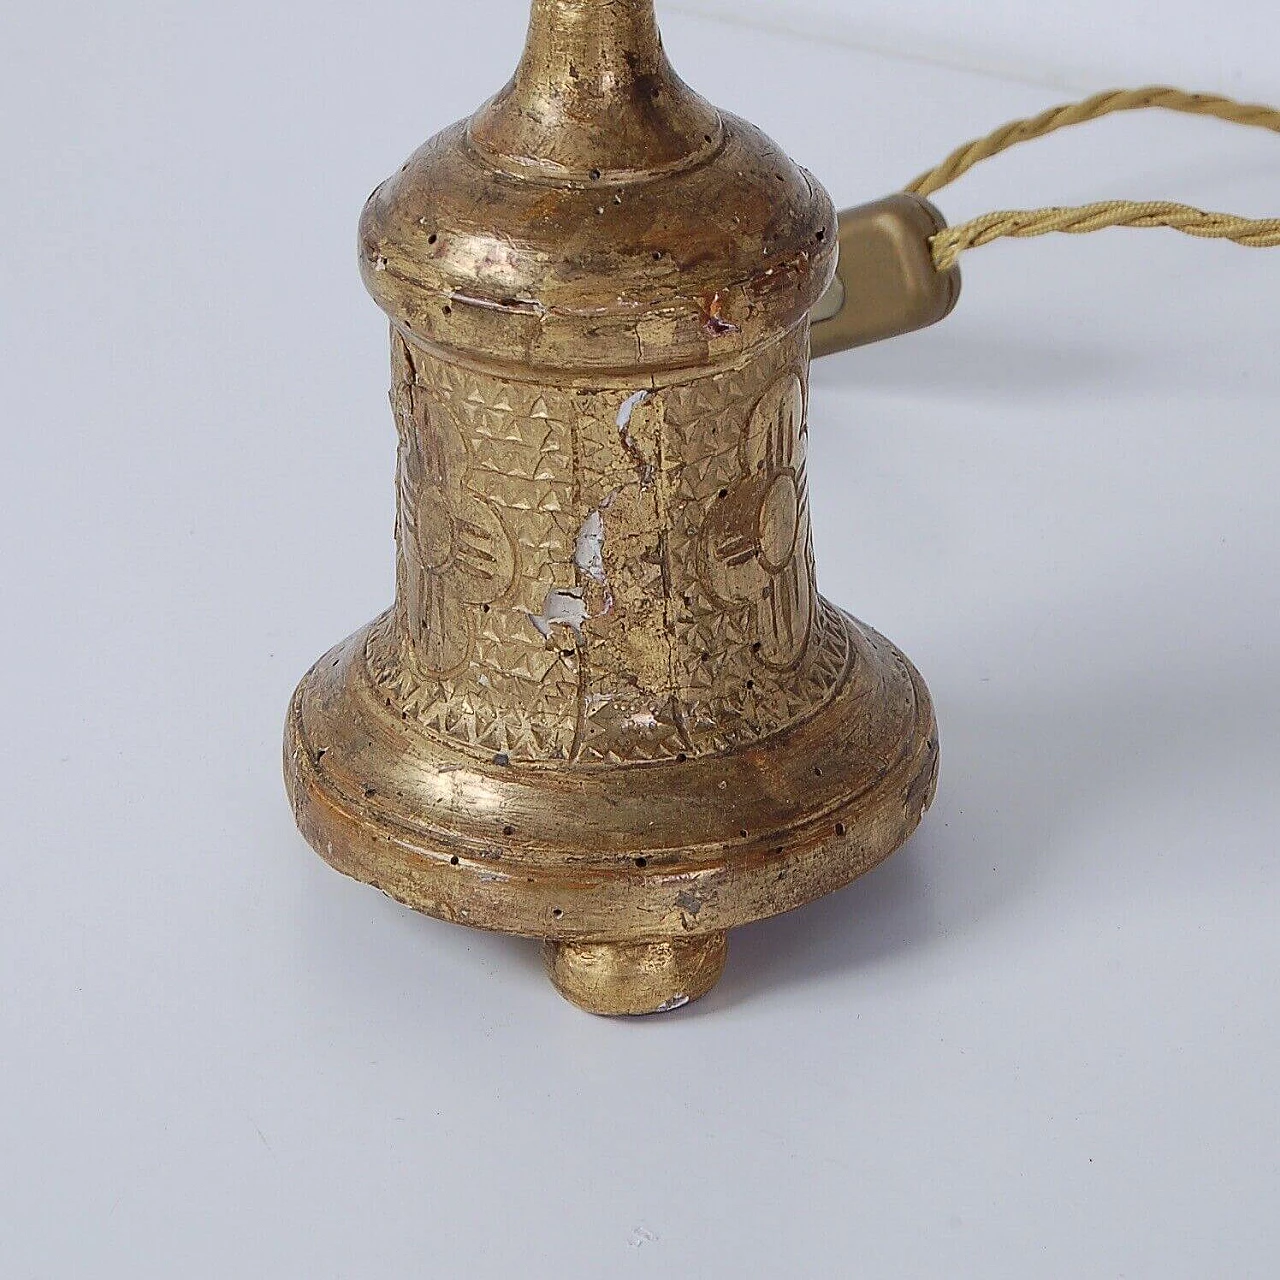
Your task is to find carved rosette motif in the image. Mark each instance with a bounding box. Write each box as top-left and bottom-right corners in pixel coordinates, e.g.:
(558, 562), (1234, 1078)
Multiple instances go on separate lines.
(694, 371), (813, 670)
(663, 327), (848, 756)
(392, 348), (518, 675)
(366, 324), (851, 765)
(368, 334), (582, 760)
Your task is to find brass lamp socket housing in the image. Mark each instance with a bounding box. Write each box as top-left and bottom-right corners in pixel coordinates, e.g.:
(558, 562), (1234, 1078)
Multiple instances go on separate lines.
(284, 0), (939, 1014)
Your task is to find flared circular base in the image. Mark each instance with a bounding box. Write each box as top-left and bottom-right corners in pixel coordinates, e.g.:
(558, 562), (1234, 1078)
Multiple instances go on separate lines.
(284, 604), (937, 1011)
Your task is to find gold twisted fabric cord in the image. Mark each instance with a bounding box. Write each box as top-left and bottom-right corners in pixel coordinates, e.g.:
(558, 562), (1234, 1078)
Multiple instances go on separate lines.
(907, 87), (1280, 271)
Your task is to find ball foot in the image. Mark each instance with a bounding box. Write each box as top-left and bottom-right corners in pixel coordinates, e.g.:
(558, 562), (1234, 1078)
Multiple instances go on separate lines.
(542, 933), (728, 1016)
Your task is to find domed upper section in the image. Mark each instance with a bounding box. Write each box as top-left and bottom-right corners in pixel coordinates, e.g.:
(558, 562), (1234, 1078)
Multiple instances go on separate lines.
(359, 0), (836, 379)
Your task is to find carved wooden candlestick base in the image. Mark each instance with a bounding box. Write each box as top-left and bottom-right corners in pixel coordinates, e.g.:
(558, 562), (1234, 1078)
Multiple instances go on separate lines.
(284, 0), (938, 1014)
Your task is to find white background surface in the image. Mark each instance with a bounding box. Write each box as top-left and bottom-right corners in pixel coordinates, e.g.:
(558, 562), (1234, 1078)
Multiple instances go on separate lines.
(3, 2), (1278, 1276)
(676, 0), (1280, 98)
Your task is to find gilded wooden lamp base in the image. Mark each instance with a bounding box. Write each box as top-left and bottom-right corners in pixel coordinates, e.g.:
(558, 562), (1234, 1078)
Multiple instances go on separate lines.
(285, 609), (936, 1015)
(284, 0), (940, 1014)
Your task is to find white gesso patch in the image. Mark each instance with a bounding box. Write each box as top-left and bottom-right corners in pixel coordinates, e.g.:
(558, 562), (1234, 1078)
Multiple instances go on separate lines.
(528, 587), (587, 640)
(615, 390), (656, 487)
(616, 388), (649, 430)
(574, 508), (607, 584)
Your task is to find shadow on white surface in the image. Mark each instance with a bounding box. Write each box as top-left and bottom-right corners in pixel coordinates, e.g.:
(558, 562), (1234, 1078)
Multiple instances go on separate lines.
(717, 655), (1280, 1005)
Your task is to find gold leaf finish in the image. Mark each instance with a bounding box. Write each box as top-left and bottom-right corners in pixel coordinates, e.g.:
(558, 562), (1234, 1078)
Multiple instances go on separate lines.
(285, 0), (938, 1014)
